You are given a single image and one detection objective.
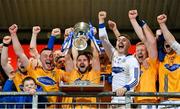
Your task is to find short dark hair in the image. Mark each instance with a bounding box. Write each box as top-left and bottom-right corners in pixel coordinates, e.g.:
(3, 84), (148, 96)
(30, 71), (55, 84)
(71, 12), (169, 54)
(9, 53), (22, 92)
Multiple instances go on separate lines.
(40, 48), (52, 54)
(22, 77), (36, 85)
(118, 34), (131, 41)
(77, 52), (91, 62)
(136, 42), (145, 46)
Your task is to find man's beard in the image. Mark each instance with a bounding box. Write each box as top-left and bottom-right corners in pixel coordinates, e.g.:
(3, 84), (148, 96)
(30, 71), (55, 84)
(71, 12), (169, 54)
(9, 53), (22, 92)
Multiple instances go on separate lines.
(78, 65), (92, 74)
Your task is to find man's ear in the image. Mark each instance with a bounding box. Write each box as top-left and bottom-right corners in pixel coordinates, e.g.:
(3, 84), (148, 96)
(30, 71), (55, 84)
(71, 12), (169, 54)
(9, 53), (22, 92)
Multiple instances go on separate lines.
(90, 60), (92, 65)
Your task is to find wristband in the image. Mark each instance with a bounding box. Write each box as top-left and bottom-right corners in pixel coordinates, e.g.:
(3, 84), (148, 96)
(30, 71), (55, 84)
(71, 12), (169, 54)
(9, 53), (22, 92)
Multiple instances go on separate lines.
(99, 23), (105, 28)
(136, 16), (146, 27)
(158, 34), (165, 42)
(123, 85), (130, 91)
(47, 35), (56, 50)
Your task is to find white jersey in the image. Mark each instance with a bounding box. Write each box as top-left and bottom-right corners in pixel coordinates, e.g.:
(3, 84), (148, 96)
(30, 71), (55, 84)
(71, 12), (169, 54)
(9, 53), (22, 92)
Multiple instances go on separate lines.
(98, 25), (140, 103)
(111, 51), (140, 103)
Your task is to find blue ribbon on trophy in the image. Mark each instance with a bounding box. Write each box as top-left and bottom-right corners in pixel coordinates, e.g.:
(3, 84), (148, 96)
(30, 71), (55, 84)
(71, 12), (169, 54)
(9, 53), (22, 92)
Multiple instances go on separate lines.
(96, 39), (105, 53)
(61, 31), (74, 55)
(96, 39), (102, 45)
(88, 23), (101, 53)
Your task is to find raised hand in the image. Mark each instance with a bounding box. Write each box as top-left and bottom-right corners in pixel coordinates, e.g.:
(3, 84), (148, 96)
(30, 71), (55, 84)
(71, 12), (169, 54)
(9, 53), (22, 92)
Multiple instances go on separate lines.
(3, 36), (12, 45)
(9, 24), (18, 35)
(128, 10), (138, 20)
(98, 11), (107, 23)
(64, 27), (74, 38)
(32, 26), (41, 35)
(108, 20), (117, 31)
(51, 28), (61, 36)
(157, 14), (167, 24)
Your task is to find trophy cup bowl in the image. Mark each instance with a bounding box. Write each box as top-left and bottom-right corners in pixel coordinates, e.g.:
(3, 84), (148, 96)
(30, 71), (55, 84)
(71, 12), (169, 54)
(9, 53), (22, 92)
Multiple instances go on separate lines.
(73, 22), (90, 51)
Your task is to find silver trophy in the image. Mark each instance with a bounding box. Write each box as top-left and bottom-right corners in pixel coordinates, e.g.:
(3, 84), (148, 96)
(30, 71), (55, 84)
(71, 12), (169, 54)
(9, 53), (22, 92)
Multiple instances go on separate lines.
(73, 22), (90, 50)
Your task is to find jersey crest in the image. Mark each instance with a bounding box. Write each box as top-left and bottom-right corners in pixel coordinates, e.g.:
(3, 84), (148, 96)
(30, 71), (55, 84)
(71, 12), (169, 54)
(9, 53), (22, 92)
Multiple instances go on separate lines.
(37, 76), (56, 85)
(164, 64), (180, 71)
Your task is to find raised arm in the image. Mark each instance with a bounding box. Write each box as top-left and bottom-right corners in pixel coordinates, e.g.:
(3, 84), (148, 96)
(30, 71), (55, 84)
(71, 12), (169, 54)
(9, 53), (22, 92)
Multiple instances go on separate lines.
(157, 14), (180, 54)
(142, 24), (157, 59)
(1, 36), (15, 79)
(0, 43), (9, 82)
(9, 24), (29, 68)
(65, 50), (74, 73)
(156, 29), (166, 61)
(64, 28), (75, 72)
(47, 28), (61, 50)
(108, 20), (121, 38)
(29, 26), (41, 58)
(91, 41), (100, 71)
(157, 14), (176, 45)
(72, 46), (78, 70)
(129, 10), (157, 59)
(98, 11), (115, 61)
(128, 10), (146, 42)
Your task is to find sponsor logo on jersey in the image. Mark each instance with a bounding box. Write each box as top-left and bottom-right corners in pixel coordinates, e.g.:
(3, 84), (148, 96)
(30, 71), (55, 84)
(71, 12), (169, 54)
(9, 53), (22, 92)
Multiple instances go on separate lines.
(112, 67), (124, 73)
(164, 64), (180, 71)
(37, 76), (56, 85)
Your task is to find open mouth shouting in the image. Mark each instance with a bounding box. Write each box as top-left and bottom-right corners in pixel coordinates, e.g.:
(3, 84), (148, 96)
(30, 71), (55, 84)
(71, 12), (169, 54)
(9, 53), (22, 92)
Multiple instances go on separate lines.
(20, 65), (25, 69)
(45, 60), (54, 69)
(137, 54), (144, 59)
(118, 44), (124, 49)
(80, 63), (85, 68)
(117, 42), (126, 51)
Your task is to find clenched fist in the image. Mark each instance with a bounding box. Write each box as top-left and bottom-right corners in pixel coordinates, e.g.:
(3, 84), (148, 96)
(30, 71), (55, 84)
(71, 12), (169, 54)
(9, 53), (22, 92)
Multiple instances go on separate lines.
(64, 27), (74, 38)
(51, 28), (61, 36)
(98, 11), (107, 23)
(9, 24), (18, 35)
(3, 36), (12, 45)
(108, 20), (117, 31)
(157, 14), (167, 24)
(32, 26), (41, 35)
(128, 10), (138, 20)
